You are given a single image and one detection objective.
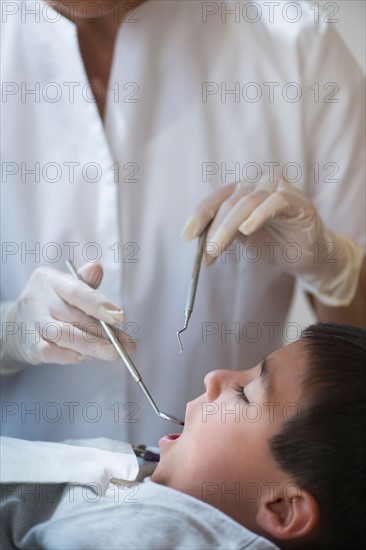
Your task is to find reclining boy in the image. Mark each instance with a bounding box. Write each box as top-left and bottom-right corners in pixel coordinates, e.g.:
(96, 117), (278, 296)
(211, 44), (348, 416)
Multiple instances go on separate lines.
(1, 323), (365, 549)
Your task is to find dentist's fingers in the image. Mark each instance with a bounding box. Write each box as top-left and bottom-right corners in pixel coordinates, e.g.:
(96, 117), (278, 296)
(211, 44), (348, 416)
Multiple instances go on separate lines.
(53, 273), (124, 325)
(77, 262), (104, 289)
(205, 184), (253, 242)
(239, 191), (298, 236)
(205, 190), (270, 265)
(24, 339), (91, 366)
(49, 298), (119, 341)
(23, 317), (136, 364)
(180, 183), (239, 241)
(206, 188), (269, 242)
(47, 323), (136, 360)
(3, 265), (129, 367)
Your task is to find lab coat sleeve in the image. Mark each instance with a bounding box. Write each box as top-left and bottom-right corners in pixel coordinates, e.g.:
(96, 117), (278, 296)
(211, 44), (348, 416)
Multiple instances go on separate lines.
(300, 21), (366, 252)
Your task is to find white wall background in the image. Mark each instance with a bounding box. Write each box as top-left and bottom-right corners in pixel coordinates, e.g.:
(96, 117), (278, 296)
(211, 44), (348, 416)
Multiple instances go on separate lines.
(287, 0), (365, 331)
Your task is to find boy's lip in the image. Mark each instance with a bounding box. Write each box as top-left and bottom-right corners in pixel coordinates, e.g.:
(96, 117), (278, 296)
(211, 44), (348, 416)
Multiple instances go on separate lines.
(159, 433), (181, 444)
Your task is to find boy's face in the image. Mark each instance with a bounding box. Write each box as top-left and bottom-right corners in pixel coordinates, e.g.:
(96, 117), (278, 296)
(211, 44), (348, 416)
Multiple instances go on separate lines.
(152, 341), (307, 534)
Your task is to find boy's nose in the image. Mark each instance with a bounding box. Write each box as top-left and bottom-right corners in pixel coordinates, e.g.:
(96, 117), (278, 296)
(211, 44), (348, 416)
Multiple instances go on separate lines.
(204, 369), (236, 401)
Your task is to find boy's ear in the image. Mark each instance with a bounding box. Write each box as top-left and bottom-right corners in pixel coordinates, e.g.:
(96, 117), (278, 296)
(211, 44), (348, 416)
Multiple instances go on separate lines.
(255, 486), (320, 542)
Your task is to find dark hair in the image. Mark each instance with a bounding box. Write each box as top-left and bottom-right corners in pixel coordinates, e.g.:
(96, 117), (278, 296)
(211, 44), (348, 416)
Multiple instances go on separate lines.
(269, 323), (366, 549)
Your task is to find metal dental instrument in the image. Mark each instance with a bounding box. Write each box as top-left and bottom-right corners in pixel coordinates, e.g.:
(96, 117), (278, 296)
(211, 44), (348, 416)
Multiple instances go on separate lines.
(65, 260), (184, 426)
(177, 224), (210, 353)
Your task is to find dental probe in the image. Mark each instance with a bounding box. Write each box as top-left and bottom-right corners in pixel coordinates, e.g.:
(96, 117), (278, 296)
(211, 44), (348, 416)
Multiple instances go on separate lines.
(65, 260), (184, 426)
(177, 224), (211, 353)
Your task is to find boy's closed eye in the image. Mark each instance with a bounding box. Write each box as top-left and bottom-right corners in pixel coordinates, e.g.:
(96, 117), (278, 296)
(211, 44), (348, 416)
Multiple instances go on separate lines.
(234, 383), (250, 404)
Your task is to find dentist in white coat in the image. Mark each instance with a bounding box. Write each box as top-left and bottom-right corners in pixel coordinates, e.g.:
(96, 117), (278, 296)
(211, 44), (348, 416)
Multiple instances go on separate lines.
(1, 0), (365, 444)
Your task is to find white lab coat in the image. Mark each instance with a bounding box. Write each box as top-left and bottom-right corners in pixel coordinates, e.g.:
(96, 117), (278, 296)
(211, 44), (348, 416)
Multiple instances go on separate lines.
(1, 0), (365, 444)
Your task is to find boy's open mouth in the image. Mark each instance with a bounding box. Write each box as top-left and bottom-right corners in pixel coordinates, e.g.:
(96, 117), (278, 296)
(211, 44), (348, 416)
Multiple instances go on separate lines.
(159, 433), (181, 444)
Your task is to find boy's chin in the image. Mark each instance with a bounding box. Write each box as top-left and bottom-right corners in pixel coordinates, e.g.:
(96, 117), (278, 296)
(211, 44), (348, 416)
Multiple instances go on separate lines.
(151, 463), (167, 485)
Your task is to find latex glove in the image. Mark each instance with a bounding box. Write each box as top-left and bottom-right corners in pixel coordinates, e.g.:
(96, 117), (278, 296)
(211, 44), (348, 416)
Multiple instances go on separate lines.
(181, 177), (363, 307)
(1, 263), (136, 369)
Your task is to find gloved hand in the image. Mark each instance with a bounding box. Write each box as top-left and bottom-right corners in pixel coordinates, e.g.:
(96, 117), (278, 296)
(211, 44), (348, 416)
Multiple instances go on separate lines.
(181, 177), (363, 307)
(1, 263), (136, 369)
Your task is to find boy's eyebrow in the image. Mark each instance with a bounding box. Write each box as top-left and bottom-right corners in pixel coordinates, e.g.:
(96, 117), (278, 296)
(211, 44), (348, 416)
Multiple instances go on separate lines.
(260, 357), (274, 397)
